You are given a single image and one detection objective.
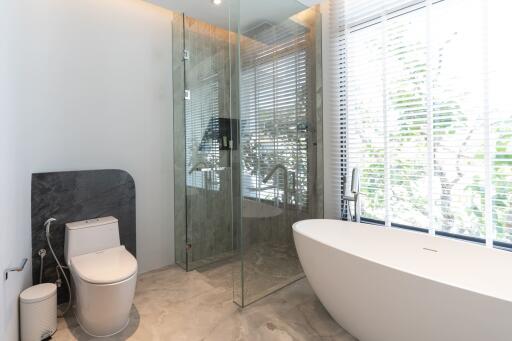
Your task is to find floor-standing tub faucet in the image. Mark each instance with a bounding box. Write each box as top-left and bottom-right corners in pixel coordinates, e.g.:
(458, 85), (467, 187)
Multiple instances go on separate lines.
(342, 168), (361, 222)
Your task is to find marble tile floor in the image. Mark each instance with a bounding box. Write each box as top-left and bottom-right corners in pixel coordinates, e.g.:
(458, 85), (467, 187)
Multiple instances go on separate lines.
(234, 242), (304, 305)
(53, 262), (357, 341)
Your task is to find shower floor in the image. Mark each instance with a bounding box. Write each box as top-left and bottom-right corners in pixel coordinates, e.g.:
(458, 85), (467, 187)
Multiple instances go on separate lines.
(190, 241), (304, 305)
(239, 242), (304, 305)
(186, 241), (305, 305)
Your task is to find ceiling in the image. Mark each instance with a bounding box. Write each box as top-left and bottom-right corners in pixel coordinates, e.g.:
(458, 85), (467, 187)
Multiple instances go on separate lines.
(147, 0), (321, 31)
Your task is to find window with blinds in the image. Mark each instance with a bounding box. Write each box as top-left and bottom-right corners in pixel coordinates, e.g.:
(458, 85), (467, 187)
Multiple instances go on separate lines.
(328, 0), (512, 246)
(185, 76), (221, 190)
(240, 20), (311, 208)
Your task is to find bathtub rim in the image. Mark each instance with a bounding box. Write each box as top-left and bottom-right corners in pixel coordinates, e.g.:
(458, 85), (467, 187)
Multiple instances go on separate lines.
(293, 218), (512, 304)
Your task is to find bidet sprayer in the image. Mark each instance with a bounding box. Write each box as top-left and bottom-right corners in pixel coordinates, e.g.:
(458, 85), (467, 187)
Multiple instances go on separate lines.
(43, 216), (72, 316)
(44, 217), (57, 238)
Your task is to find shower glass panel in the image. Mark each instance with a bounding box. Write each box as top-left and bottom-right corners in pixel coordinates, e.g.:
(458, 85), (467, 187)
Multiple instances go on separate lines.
(233, 1), (323, 306)
(173, 11), (235, 271)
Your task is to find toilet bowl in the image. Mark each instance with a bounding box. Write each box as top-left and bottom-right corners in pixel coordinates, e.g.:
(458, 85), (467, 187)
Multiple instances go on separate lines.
(70, 245), (137, 336)
(65, 217), (137, 337)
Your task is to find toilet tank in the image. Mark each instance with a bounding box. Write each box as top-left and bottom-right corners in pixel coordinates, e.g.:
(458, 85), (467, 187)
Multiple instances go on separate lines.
(64, 216), (121, 264)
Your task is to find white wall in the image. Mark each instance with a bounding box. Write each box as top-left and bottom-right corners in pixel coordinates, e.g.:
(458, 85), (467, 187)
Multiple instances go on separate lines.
(321, 0), (342, 219)
(1, 3), (33, 339)
(1, 1), (175, 339)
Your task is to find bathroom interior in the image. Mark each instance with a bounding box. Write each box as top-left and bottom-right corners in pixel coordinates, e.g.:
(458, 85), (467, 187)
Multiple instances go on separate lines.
(1, 0), (512, 340)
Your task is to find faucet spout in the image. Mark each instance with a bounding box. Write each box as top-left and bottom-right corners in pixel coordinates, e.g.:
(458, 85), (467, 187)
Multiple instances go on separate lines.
(262, 164), (287, 183)
(262, 164), (288, 209)
(189, 161), (209, 174)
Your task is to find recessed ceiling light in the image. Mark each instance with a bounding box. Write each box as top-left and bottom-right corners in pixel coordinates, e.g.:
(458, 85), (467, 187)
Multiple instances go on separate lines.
(212, 0), (222, 5)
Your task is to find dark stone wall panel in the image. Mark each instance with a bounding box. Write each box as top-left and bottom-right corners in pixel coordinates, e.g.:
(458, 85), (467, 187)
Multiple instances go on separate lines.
(31, 169), (136, 303)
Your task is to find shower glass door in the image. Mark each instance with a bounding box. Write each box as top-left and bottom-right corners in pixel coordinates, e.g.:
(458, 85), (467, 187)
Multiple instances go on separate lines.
(233, 1), (324, 306)
(173, 12), (234, 271)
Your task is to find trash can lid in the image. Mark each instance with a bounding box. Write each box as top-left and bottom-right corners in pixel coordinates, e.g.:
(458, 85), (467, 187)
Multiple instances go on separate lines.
(20, 283), (57, 303)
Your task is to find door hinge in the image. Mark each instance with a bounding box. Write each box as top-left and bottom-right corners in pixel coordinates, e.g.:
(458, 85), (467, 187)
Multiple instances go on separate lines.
(183, 49), (190, 60)
(186, 243), (192, 251)
(185, 90), (191, 100)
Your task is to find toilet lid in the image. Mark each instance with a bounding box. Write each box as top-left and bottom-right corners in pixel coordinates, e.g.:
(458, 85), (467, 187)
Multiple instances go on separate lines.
(70, 245), (137, 284)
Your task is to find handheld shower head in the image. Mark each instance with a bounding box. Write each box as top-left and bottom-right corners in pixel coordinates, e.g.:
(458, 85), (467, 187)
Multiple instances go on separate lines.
(351, 168), (360, 194)
(44, 218), (57, 238)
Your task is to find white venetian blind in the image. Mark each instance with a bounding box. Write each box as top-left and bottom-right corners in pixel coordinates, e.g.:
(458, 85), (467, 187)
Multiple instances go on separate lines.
(185, 76), (221, 190)
(240, 20), (311, 208)
(328, 0), (512, 245)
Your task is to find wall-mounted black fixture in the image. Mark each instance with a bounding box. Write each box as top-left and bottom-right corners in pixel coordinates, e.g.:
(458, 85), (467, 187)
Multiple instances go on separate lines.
(199, 117), (239, 151)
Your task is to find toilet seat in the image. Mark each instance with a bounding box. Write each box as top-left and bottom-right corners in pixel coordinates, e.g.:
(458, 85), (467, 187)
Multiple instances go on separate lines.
(70, 245), (137, 284)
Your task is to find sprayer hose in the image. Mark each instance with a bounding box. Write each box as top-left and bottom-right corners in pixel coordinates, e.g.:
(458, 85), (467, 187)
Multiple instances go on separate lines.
(47, 235), (72, 317)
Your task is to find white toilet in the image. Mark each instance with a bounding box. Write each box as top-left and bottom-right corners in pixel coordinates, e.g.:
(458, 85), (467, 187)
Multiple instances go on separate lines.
(64, 216), (137, 337)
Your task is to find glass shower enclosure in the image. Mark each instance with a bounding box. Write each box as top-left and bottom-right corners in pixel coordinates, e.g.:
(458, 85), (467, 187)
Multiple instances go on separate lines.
(173, 0), (323, 306)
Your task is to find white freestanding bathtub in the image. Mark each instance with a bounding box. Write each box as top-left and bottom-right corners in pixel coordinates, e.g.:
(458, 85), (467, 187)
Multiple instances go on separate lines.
(293, 219), (512, 341)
